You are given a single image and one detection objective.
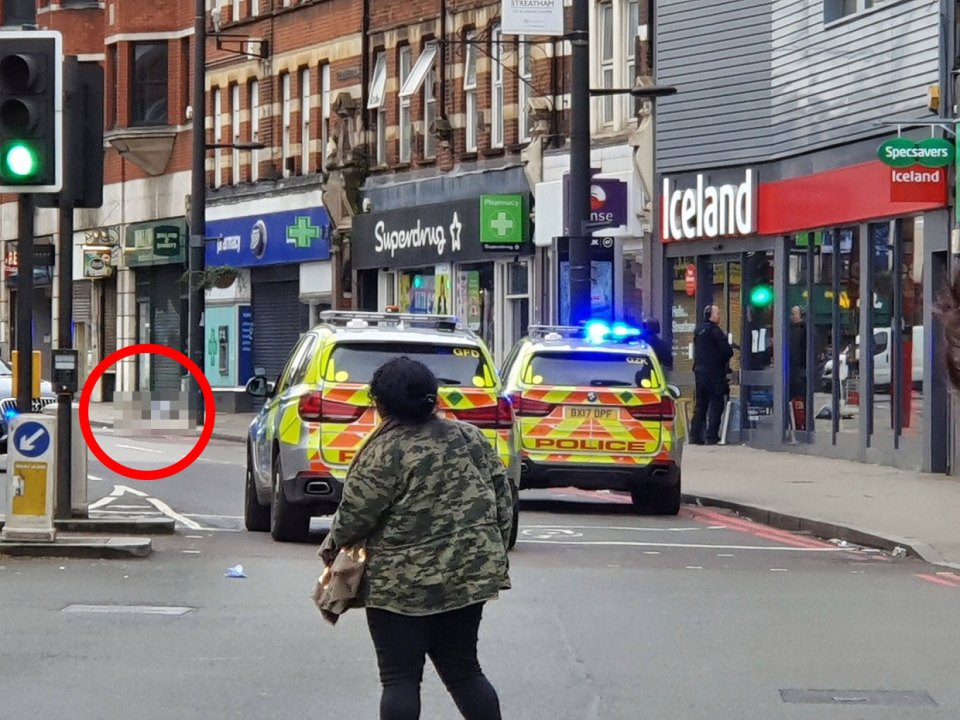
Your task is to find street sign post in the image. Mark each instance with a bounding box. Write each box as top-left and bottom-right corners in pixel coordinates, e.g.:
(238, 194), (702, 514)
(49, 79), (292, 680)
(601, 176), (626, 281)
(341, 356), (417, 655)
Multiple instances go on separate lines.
(2, 413), (56, 542)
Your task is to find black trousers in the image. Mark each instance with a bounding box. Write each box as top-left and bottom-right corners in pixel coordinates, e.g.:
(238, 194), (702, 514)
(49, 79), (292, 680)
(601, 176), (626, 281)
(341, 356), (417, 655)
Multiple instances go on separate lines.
(691, 379), (726, 444)
(366, 602), (502, 720)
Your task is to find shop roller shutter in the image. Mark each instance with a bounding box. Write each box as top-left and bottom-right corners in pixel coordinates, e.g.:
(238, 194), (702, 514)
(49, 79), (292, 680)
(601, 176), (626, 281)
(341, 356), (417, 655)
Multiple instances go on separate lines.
(252, 271), (305, 384)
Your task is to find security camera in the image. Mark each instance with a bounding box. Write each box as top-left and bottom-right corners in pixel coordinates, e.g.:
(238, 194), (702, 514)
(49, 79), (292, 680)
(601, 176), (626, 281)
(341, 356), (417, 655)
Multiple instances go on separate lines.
(211, 7), (222, 33)
(361, 198), (373, 213)
(185, 105), (193, 121)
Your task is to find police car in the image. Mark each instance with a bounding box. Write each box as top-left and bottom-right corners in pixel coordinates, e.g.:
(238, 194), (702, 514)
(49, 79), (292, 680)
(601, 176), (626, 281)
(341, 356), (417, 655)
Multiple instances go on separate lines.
(244, 311), (520, 545)
(501, 321), (685, 514)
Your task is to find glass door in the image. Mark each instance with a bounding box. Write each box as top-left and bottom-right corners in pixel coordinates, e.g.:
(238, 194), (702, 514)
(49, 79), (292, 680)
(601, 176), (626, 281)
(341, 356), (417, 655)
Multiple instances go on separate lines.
(709, 257), (742, 402)
(137, 300), (151, 392)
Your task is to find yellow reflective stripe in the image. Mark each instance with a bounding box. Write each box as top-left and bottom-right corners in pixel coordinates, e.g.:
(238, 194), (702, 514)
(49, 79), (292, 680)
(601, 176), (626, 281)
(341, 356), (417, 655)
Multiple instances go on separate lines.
(279, 405), (302, 444)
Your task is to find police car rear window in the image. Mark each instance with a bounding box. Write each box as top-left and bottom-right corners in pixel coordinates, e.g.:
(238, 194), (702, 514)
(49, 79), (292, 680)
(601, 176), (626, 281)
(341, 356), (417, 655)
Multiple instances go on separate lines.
(526, 351), (661, 389)
(326, 342), (497, 388)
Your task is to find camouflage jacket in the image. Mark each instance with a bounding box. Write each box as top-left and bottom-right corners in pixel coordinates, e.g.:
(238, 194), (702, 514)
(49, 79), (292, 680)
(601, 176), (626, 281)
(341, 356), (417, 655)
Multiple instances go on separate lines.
(329, 416), (512, 616)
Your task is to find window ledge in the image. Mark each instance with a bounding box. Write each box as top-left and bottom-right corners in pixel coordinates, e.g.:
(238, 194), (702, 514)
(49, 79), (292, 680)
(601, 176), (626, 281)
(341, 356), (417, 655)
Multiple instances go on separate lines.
(104, 125), (178, 176)
(460, 151), (479, 161)
(392, 162), (412, 172)
(417, 157), (438, 167)
(481, 147), (506, 158)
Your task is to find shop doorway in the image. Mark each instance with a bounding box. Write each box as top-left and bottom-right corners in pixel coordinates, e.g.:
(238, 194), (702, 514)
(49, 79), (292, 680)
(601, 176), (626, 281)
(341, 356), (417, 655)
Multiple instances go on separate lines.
(706, 256), (743, 407)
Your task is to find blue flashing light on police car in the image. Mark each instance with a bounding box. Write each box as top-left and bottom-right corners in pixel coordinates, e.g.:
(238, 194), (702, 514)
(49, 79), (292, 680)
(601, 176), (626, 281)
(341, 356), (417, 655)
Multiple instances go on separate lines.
(583, 320), (644, 344)
(4, 407), (18, 423)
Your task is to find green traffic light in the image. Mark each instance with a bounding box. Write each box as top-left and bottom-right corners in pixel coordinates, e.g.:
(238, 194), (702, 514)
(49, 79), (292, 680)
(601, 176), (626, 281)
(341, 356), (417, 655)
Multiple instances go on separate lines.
(2, 142), (38, 178)
(749, 284), (774, 308)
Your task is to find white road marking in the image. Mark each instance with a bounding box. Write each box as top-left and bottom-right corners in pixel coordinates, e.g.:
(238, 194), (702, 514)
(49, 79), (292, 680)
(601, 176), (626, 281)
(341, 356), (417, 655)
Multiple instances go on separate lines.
(87, 474), (104, 482)
(517, 540), (843, 552)
(112, 485), (149, 498)
(185, 535), (205, 539)
(91, 508), (162, 516)
(116, 444), (163, 454)
(770, 568), (789, 572)
(644, 551), (661, 555)
(686, 566), (704, 570)
(520, 524), (717, 533)
(184, 513), (244, 520)
(182, 550), (201, 555)
(88, 495), (117, 510)
(145, 497), (203, 530)
(717, 553), (735, 558)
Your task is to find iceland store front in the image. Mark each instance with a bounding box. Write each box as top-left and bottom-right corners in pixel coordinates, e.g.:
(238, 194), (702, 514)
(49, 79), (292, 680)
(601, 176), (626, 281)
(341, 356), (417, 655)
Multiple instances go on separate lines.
(659, 140), (951, 473)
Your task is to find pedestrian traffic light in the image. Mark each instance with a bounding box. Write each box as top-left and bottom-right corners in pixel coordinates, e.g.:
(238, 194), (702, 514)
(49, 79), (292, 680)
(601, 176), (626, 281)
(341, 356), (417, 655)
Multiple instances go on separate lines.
(0, 30), (63, 194)
(749, 284), (774, 308)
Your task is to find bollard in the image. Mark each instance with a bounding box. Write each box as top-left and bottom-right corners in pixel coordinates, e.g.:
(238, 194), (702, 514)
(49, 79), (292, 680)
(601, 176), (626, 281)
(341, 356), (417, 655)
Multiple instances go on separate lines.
(2, 414), (56, 542)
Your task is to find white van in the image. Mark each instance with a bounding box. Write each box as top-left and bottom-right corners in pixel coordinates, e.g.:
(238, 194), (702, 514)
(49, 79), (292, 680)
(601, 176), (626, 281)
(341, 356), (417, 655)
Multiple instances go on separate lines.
(821, 326), (923, 389)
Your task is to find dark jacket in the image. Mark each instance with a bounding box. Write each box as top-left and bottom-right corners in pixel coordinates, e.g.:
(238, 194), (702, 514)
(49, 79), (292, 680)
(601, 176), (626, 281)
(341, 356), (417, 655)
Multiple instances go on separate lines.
(329, 417), (513, 616)
(693, 320), (734, 388)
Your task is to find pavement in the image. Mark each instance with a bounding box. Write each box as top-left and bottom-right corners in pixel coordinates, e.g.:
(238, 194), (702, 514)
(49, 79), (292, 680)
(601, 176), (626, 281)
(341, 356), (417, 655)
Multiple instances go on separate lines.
(83, 401), (960, 569)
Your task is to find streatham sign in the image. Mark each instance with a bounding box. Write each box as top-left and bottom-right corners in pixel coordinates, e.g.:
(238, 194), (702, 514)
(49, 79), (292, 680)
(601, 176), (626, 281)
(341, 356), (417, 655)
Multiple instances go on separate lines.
(661, 170), (756, 242)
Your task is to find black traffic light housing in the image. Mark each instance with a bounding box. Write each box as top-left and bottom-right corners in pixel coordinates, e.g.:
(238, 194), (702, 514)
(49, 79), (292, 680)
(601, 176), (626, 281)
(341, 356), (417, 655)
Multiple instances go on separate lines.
(0, 30), (63, 194)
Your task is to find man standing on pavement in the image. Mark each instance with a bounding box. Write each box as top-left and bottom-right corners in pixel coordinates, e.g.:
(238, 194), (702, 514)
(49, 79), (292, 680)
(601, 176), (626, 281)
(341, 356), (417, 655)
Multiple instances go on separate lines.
(691, 304), (734, 445)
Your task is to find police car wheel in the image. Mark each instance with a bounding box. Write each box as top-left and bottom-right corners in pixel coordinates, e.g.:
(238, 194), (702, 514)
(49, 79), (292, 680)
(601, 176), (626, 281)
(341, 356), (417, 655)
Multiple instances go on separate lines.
(630, 482), (681, 516)
(244, 451), (270, 532)
(270, 455), (312, 542)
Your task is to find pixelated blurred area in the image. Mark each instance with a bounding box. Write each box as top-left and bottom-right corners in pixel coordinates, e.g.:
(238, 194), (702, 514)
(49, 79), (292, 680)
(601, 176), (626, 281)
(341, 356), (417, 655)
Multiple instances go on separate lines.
(113, 391), (196, 435)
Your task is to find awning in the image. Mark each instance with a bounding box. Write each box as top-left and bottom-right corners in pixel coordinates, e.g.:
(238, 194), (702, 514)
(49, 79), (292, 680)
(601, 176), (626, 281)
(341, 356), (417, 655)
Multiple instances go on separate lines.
(399, 43), (438, 99)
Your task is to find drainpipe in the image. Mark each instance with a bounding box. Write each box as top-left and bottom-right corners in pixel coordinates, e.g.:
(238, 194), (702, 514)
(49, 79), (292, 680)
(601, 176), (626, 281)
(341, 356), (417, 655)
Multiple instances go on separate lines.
(439, 0), (447, 120)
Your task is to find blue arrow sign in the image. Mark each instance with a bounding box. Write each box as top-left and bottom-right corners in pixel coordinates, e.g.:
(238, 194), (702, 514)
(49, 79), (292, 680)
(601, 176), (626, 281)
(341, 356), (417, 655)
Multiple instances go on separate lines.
(14, 421), (50, 459)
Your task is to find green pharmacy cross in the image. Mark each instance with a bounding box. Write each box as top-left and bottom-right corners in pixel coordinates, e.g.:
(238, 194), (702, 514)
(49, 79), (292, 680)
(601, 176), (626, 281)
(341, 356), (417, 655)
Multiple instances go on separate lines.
(287, 216), (321, 249)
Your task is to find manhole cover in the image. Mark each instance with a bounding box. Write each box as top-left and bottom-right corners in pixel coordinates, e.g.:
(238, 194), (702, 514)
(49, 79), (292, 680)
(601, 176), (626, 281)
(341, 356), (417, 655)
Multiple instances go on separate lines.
(62, 605), (195, 616)
(780, 689), (937, 707)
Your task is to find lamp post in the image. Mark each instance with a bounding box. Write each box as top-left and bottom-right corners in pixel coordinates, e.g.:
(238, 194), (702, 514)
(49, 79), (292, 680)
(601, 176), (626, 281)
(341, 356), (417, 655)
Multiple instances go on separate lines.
(188, 0), (206, 427)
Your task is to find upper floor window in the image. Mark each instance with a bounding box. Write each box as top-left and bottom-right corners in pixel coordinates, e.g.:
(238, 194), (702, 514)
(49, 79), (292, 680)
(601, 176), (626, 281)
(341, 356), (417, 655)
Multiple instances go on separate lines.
(300, 67), (311, 174)
(131, 42), (168, 127)
(231, 84), (240, 184)
(423, 66), (437, 158)
(281, 73), (291, 177)
(368, 52), (388, 165)
(249, 79), (260, 182)
(398, 47), (413, 163)
(321, 64), (331, 170)
(213, 87), (222, 187)
(626, 0), (640, 114)
(598, 2), (614, 127)
(463, 31), (478, 153)
(518, 41), (532, 143)
(490, 25), (503, 148)
(824, 0), (877, 22)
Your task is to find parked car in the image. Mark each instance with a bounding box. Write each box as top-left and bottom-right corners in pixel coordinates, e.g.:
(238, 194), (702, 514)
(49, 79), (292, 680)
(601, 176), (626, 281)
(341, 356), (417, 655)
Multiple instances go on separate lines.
(0, 358), (57, 455)
(821, 326), (923, 391)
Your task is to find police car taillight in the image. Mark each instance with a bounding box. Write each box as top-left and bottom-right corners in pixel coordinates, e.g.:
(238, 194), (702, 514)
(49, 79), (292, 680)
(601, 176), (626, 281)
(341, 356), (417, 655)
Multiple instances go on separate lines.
(298, 392), (365, 423)
(453, 397), (514, 429)
(508, 392), (553, 417)
(627, 396), (676, 421)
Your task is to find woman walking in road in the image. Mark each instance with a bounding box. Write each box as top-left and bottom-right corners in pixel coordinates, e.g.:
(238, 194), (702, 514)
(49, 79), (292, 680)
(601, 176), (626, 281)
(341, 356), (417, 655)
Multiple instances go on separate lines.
(324, 356), (513, 720)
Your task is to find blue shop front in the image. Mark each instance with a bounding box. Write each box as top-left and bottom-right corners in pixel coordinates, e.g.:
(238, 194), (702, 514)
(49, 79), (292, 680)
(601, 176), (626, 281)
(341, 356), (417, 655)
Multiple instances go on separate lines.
(205, 201), (331, 411)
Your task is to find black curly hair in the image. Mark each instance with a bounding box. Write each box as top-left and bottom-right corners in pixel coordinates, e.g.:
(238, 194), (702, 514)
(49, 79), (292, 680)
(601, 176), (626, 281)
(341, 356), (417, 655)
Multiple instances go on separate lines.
(369, 356), (439, 424)
(936, 271), (960, 390)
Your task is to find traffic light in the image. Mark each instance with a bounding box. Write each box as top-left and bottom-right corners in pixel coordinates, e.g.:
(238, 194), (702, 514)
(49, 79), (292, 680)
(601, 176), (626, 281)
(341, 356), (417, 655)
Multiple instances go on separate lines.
(749, 284), (774, 308)
(0, 30), (63, 193)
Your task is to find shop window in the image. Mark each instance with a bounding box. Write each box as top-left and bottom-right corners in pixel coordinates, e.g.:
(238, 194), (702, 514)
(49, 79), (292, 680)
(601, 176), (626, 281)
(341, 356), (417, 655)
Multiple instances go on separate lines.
(742, 251), (775, 434)
(463, 31), (478, 152)
(458, 265), (496, 353)
(131, 42), (169, 127)
(399, 269), (436, 313)
(505, 261), (531, 354)
(668, 256), (698, 395)
(787, 235), (815, 434)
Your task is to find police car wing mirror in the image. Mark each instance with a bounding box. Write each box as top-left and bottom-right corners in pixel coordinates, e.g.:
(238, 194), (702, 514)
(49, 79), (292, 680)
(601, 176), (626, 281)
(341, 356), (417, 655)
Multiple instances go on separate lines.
(667, 384), (681, 399)
(245, 376), (272, 398)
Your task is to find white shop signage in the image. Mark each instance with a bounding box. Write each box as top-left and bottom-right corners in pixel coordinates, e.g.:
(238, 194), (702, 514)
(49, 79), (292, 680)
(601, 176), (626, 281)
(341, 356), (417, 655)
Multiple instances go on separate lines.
(661, 170), (756, 242)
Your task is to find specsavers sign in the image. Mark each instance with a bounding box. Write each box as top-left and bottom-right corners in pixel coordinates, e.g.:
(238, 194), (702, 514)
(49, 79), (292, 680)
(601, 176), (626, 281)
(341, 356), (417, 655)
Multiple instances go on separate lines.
(661, 170), (756, 242)
(877, 137), (952, 204)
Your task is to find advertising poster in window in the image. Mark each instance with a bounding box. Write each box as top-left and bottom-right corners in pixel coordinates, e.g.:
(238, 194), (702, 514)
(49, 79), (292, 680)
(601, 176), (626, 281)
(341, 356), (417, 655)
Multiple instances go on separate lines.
(435, 263), (452, 315)
(457, 270), (482, 331)
(558, 261), (614, 325)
